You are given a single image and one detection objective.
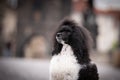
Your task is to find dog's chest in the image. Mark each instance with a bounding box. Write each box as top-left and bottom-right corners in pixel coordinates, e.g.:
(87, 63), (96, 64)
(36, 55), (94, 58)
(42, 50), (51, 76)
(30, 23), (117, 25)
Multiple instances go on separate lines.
(50, 44), (81, 80)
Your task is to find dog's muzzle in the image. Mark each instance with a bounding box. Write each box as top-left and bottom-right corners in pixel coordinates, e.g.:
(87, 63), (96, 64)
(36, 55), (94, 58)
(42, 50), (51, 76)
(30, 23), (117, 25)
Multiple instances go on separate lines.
(56, 33), (63, 43)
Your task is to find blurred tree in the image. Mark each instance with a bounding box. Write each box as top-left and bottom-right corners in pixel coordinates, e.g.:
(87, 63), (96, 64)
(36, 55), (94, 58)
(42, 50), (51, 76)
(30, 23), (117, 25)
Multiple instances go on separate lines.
(0, 0), (6, 56)
(118, 17), (120, 48)
(82, 0), (98, 49)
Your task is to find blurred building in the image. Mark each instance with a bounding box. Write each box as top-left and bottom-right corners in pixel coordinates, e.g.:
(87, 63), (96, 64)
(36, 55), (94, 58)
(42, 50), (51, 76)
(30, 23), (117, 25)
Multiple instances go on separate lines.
(94, 0), (120, 53)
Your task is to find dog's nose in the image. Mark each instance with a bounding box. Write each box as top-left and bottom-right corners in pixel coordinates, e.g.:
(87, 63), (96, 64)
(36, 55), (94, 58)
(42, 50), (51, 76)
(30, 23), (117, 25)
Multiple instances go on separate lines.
(57, 33), (62, 37)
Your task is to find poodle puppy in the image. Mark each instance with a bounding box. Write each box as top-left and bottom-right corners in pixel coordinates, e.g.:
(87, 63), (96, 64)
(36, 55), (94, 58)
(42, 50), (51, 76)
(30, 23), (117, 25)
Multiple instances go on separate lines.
(50, 19), (99, 80)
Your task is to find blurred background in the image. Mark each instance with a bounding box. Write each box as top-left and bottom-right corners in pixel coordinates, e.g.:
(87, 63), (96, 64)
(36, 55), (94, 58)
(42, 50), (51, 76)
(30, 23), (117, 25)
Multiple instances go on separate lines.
(0, 0), (120, 80)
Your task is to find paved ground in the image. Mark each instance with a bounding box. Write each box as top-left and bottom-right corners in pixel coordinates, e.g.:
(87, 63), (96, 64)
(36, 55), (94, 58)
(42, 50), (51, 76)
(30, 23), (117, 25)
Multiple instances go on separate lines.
(0, 57), (120, 80)
(0, 58), (50, 80)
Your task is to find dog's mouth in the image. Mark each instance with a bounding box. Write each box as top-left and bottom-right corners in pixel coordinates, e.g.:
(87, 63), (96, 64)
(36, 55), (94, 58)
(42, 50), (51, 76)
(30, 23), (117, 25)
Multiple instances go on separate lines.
(56, 36), (62, 42)
(56, 36), (65, 44)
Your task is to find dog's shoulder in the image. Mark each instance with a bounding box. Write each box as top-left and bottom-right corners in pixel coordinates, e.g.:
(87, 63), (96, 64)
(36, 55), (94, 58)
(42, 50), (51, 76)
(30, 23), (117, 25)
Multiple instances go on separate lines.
(78, 63), (99, 80)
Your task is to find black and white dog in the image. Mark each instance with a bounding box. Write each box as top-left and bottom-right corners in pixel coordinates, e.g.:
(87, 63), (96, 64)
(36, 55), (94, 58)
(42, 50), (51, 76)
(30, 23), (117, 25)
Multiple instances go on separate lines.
(50, 19), (99, 80)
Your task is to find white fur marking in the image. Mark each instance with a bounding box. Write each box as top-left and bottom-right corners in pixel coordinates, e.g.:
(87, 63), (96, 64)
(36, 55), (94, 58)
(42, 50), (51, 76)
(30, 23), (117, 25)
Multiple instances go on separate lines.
(50, 44), (81, 80)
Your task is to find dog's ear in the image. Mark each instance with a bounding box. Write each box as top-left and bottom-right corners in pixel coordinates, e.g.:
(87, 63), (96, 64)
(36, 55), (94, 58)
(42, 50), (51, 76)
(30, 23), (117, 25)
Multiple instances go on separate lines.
(77, 26), (93, 50)
(68, 23), (92, 64)
(71, 25), (93, 52)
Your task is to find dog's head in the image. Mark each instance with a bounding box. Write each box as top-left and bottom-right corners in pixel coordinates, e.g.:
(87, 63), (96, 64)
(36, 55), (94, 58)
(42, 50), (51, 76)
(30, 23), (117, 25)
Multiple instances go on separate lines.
(56, 24), (73, 44)
(55, 19), (91, 46)
(55, 19), (79, 45)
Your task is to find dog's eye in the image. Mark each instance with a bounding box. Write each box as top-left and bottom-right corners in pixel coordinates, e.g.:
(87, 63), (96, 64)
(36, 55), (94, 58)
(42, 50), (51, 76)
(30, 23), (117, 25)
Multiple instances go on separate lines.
(65, 30), (70, 32)
(66, 32), (71, 35)
(60, 30), (70, 32)
(62, 29), (71, 32)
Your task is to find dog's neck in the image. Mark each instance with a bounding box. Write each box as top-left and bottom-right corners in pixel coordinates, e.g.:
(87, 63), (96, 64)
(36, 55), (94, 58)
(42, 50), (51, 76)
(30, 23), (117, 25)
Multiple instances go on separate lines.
(61, 44), (68, 52)
(60, 43), (73, 55)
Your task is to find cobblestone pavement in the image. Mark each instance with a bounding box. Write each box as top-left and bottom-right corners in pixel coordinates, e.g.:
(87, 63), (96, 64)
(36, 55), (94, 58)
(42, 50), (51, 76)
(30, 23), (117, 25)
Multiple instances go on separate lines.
(0, 57), (120, 80)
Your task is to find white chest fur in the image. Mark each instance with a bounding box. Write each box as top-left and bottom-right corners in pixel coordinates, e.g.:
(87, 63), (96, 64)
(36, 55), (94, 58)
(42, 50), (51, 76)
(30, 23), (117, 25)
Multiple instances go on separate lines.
(50, 44), (81, 80)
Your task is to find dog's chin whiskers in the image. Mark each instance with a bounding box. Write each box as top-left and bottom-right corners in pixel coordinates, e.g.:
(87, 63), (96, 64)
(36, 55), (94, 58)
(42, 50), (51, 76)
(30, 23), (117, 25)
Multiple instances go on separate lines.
(61, 41), (65, 45)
